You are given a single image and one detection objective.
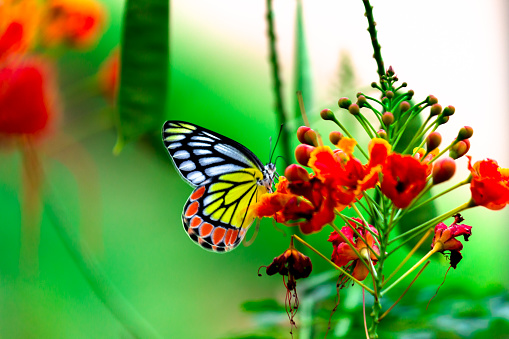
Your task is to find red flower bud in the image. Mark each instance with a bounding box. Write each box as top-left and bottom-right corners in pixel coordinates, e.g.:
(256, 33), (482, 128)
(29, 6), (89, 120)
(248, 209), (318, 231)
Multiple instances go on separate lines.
(432, 157), (456, 184)
(348, 103), (360, 115)
(296, 126), (318, 146)
(320, 108), (334, 121)
(457, 126), (473, 140)
(329, 131), (343, 145)
(427, 95), (438, 105)
(426, 132), (442, 152)
(399, 101), (410, 113)
(382, 112), (394, 126)
(449, 140), (470, 159)
(284, 164), (309, 182)
(295, 144), (315, 166)
(356, 95), (367, 107)
(387, 66), (395, 76)
(407, 90), (414, 98)
(338, 97), (352, 109)
(385, 91), (394, 99)
(442, 105), (455, 116)
(429, 103), (442, 117)
(377, 129), (387, 139)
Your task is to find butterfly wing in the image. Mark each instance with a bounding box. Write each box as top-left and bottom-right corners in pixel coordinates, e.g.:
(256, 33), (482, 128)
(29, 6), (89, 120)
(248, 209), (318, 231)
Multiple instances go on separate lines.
(162, 121), (264, 186)
(162, 120), (268, 252)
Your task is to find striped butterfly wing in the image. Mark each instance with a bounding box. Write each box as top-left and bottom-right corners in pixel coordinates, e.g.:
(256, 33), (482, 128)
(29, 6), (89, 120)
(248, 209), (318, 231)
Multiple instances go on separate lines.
(162, 121), (268, 252)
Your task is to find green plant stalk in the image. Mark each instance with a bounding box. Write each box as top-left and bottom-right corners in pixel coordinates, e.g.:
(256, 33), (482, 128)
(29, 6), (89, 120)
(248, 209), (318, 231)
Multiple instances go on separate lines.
(352, 204), (381, 246)
(292, 235), (374, 294)
(391, 105), (427, 150)
(266, 0), (291, 163)
(362, 0), (385, 83)
(337, 213), (380, 259)
(329, 222), (371, 273)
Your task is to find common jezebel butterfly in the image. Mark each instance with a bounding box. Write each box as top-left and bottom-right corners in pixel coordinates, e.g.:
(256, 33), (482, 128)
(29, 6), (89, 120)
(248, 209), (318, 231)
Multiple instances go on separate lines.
(162, 121), (277, 252)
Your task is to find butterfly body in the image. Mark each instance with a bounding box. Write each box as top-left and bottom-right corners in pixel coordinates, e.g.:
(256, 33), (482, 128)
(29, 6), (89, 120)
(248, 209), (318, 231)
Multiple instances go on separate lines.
(162, 121), (276, 252)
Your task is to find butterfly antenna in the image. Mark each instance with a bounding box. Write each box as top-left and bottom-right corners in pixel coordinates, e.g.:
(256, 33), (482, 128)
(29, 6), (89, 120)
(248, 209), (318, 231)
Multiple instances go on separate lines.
(269, 124), (284, 163)
(275, 155), (290, 167)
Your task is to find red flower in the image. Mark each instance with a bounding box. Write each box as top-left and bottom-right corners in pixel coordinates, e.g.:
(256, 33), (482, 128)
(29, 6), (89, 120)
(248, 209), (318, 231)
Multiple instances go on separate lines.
(467, 156), (509, 210)
(380, 153), (428, 209)
(328, 218), (380, 281)
(0, 58), (57, 137)
(309, 139), (390, 209)
(249, 172), (336, 235)
(42, 0), (106, 49)
(431, 214), (472, 269)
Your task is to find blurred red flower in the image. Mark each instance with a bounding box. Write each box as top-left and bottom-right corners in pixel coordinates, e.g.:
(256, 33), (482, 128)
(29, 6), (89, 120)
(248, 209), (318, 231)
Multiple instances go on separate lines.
(380, 153), (428, 209)
(42, 0), (106, 49)
(431, 214), (472, 269)
(467, 156), (509, 210)
(328, 218), (380, 281)
(98, 48), (119, 103)
(0, 58), (57, 137)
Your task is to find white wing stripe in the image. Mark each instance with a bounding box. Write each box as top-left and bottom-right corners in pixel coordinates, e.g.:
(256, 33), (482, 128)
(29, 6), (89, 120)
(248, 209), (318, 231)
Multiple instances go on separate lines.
(194, 149), (212, 155)
(179, 161), (196, 171)
(191, 136), (215, 142)
(199, 157), (224, 166)
(173, 150), (190, 159)
(187, 171), (206, 184)
(167, 142), (182, 149)
(188, 142), (211, 147)
(214, 144), (254, 166)
(205, 164), (244, 177)
(202, 131), (220, 140)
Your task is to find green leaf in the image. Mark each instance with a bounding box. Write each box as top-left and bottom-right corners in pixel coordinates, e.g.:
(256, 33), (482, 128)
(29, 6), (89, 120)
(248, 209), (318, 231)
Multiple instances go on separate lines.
(114, 0), (169, 153)
(293, 0), (312, 123)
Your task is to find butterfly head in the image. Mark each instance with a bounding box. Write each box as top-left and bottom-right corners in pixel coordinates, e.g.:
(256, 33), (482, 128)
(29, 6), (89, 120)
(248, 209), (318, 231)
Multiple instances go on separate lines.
(261, 162), (277, 193)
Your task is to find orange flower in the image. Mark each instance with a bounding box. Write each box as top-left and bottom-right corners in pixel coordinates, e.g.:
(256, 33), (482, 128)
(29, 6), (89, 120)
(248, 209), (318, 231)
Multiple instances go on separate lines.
(42, 0), (106, 49)
(249, 170), (336, 235)
(328, 218), (380, 281)
(309, 139), (390, 209)
(380, 153), (428, 209)
(0, 58), (58, 138)
(431, 214), (472, 269)
(467, 156), (509, 210)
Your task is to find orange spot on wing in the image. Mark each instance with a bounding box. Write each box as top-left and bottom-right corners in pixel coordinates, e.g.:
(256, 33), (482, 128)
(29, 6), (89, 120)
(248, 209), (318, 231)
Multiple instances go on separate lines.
(191, 186), (206, 200)
(200, 223), (214, 237)
(212, 227), (226, 245)
(224, 229), (233, 245)
(185, 201), (199, 217)
(190, 216), (202, 228)
(230, 230), (239, 243)
(212, 245), (218, 251)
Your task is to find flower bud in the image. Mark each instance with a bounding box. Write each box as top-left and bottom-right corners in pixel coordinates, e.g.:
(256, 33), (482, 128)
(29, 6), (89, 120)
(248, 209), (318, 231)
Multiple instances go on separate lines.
(382, 97), (389, 105)
(442, 105), (455, 116)
(320, 108), (335, 121)
(457, 126), (473, 140)
(426, 132), (442, 152)
(427, 95), (438, 105)
(407, 90), (415, 99)
(295, 144), (315, 166)
(338, 97), (352, 109)
(449, 140), (470, 159)
(377, 129), (387, 139)
(329, 131), (343, 145)
(401, 82), (407, 87)
(297, 126), (318, 146)
(399, 101), (410, 113)
(356, 95), (367, 107)
(429, 103), (442, 117)
(348, 103), (360, 115)
(371, 82), (378, 88)
(385, 91), (394, 99)
(382, 112), (394, 126)
(284, 164), (309, 182)
(387, 66), (395, 77)
(433, 157), (456, 184)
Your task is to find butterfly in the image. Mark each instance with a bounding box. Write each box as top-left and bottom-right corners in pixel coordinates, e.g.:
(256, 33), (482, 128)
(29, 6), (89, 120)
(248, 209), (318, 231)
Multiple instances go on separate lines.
(162, 121), (277, 253)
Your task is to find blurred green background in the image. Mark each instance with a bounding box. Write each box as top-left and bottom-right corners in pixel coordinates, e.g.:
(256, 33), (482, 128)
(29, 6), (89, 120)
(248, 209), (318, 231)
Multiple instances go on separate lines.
(1, 0), (508, 338)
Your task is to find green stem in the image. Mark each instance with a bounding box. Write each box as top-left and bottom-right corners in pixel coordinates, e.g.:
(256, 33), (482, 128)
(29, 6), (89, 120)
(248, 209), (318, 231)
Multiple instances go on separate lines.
(292, 235), (374, 294)
(362, 0), (385, 83)
(330, 115), (369, 160)
(266, 0), (291, 163)
(382, 248), (438, 296)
